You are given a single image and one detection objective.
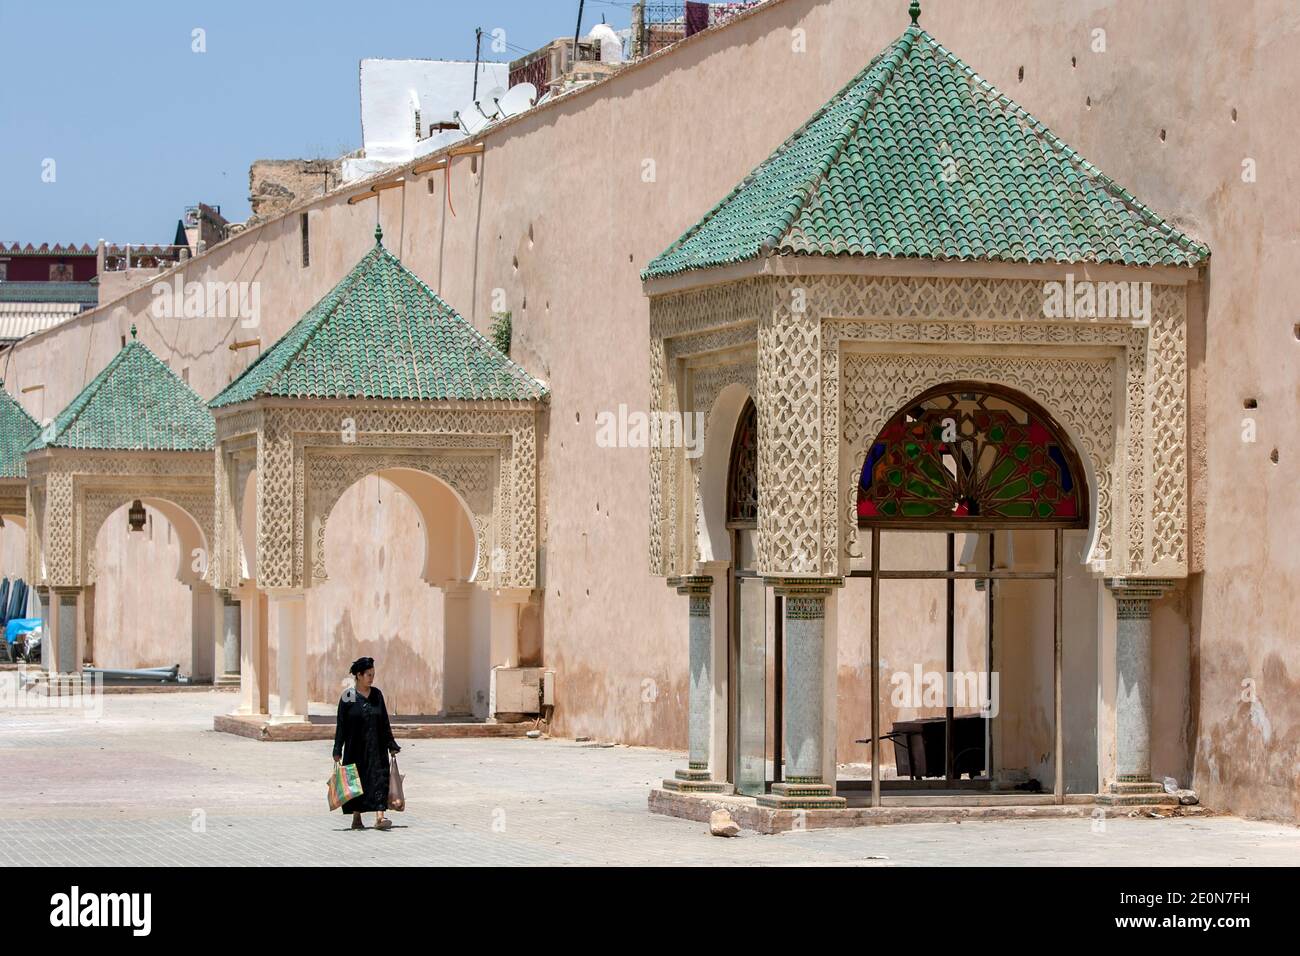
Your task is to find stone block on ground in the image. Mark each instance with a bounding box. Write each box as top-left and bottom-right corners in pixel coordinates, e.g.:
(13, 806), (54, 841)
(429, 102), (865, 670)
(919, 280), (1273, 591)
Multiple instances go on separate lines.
(709, 808), (740, 837)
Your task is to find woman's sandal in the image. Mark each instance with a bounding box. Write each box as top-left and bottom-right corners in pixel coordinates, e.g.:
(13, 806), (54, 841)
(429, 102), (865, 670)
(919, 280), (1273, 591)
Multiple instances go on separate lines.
(375, 817), (393, 831)
(351, 816), (365, 830)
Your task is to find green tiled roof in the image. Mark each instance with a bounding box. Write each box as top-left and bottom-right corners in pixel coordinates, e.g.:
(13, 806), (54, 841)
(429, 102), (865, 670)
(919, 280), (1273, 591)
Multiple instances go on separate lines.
(0, 384), (40, 478)
(211, 229), (548, 408)
(645, 20), (1209, 279)
(29, 334), (215, 452)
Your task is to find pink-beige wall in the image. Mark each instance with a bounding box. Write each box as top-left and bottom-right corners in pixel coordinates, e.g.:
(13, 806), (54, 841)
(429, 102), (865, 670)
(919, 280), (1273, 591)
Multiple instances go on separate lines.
(88, 503), (193, 670)
(307, 475), (450, 716)
(4, 0), (1296, 821)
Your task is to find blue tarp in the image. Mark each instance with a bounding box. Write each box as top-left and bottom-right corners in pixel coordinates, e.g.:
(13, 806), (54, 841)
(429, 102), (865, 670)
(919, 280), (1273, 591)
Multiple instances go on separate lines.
(5, 617), (42, 644)
(2, 577), (28, 625)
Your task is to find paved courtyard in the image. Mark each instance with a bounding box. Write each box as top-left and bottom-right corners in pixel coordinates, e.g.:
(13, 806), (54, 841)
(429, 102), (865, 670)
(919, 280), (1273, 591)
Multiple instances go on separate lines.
(1, 691), (1296, 866)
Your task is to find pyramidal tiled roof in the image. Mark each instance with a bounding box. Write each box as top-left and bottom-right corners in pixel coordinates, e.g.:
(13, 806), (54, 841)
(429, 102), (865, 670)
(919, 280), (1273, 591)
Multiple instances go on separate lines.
(29, 332), (215, 452)
(0, 384), (40, 478)
(644, 10), (1209, 280)
(211, 228), (548, 408)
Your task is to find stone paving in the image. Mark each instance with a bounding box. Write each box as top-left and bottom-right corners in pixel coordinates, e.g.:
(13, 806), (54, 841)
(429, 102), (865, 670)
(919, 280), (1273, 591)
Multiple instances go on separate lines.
(1, 692), (1297, 866)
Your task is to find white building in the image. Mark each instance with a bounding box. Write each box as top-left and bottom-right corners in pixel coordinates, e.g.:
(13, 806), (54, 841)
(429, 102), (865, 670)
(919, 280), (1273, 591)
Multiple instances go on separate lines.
(343, 58), (510, 182)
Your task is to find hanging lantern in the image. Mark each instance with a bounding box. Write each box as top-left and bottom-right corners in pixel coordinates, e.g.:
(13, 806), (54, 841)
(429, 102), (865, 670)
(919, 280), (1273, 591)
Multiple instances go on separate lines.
(128, 499), (146, 532)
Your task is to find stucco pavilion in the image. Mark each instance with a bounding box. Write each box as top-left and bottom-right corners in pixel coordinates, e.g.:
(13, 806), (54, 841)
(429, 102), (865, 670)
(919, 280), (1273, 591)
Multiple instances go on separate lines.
(0, 385), (38, 529)
(206, 224), (547, 727)
(22, 328), (219, 681)
(1, 225), (548, 732)
(643, 2), (1208, 817)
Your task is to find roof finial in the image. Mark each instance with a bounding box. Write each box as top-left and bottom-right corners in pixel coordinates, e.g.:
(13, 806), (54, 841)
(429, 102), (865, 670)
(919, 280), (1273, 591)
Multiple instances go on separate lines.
(374, 222), (384, 245)
(909, 0), (921, 25)
(130, 323), (137, 340)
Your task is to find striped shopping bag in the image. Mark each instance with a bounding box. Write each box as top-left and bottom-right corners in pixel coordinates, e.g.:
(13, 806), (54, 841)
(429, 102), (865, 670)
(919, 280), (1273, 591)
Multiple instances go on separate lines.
(327, 762), (363, 810)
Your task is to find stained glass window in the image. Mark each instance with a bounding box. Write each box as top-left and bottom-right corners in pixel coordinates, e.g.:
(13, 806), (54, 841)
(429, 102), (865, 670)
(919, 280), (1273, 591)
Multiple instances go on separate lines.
(857, 384), (1087, 528)
(728, 399), (758, 524)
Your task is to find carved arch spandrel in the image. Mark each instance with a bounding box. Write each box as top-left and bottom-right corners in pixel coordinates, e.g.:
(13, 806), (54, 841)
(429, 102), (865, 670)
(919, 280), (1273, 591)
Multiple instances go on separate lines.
(24, 452), (215, 589)
(225, 404), (540, 592)
(647, 272), (1189, 580)
(81, 489), (214, 587)
(837, 351), (1117, 569)
(687, 360), (757, 569)
(305, 451), (495, 587)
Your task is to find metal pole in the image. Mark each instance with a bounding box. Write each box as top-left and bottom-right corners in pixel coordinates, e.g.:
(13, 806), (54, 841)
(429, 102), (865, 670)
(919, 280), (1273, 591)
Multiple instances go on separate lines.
(870, 527), (881, 809)
(986, 533), (994, 782)
(1054, 528), (1064, 803)
(773, 593), (783, 786)
(572, 0), (586, 66)
(946, 532), (955, 783)
(473, 27), (482, 99)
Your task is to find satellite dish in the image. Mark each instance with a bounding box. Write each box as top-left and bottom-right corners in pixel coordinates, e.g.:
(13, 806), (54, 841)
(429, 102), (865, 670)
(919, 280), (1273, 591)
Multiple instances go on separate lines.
(495, 83), (537, 118)
(455, 106), (490, 135)
(475, 87), (506, 120)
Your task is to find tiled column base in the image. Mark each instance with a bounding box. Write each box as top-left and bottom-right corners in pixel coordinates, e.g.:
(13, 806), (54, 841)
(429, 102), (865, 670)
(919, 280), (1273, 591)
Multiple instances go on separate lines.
(662, 765), (734, 795)
(1096, 780), (1178, 807)
(757, 781), (846, 810)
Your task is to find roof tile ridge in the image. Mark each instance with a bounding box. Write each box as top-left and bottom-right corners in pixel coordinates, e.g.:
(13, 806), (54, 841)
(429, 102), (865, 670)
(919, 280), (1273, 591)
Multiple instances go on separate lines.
(921, 30), (1209, 260)
(232, 244), (385, 404)
(130, 336), (208, 402)
(40, 340), (139, 448)
(381, 252), (425, 401)
(397, 255), (548, 397)
(643, 34), (906, 278)
(771, 26), (919, 250)
(124, 342), (216, 448)
(1, 386), (41, 430)
(262, 246), (386, 398)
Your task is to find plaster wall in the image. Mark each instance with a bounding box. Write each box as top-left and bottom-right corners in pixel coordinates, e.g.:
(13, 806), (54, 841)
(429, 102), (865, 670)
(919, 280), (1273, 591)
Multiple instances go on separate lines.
(309, 474), (435, 712)
(4, 0), (1295, 819)
(0, 521), (25, 589)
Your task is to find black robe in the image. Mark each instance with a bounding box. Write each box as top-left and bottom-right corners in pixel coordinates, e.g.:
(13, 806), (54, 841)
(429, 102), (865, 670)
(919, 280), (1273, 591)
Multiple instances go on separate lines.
(332, 686), (400, 813)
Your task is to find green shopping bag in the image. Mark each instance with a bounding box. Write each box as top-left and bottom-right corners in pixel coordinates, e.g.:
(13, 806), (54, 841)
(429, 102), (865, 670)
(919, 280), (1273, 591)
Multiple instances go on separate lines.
(328, 762), (363, 811)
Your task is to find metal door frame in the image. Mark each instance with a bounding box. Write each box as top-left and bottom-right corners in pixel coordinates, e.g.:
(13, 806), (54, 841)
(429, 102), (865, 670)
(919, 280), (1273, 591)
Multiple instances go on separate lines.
(849, 526), (1065, 807)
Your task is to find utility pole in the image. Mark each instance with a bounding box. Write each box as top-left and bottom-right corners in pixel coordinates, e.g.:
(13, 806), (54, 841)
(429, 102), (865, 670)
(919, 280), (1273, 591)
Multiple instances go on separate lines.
(572, 0), (585, 68)
(473, 27), (483, 98)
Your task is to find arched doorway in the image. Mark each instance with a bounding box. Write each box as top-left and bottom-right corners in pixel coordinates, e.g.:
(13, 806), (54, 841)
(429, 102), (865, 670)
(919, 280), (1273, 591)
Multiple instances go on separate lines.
(853, 382), (1090, 806)
(87, 497), (210, 672)
(310, 467), (486, 718)
(209, 227), (546, 729)
(724, 399), (771, 796)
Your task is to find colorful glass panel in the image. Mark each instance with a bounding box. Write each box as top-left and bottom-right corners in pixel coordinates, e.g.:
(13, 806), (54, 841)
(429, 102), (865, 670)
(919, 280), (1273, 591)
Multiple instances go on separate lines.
(728, 399), (759, 523)
(857, 386), (1086, 527)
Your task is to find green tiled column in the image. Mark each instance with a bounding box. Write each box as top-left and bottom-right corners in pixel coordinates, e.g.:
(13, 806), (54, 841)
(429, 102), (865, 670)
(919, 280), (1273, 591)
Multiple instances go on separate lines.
(1098, 578), (1178, 807)
(661, 576), (731, 795)
(758, 578), (846, 811)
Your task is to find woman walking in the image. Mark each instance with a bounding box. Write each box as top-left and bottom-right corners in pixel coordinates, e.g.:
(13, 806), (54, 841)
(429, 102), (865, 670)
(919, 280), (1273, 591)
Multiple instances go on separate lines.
(333, 657), (401, 830)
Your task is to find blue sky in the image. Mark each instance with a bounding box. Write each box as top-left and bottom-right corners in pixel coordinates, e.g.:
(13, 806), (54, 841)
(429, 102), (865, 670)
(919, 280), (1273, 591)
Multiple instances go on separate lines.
(0, 0), (633, 244)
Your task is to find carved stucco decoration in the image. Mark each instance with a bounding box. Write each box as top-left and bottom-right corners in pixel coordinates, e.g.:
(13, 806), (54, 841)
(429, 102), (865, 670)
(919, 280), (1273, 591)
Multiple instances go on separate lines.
(305, 446), (498, 585)
(686, 353), (758, 567)
(648, 273), (1190, 580)
(24, 450), (216, 589)
(212, 401), (540, 592)
(0, 481), (25, 519)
